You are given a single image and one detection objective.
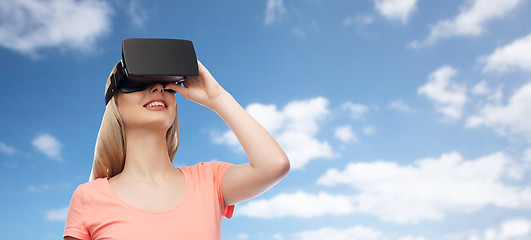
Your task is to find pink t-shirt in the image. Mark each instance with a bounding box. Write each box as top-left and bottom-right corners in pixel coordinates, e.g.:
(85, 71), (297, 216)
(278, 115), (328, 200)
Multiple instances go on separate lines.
(63, 161), (235, 240)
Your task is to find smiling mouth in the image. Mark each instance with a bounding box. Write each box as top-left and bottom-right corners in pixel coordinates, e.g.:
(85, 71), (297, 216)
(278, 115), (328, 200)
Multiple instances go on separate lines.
(144, 106), (167, 111)
(143, 101), (166, 108)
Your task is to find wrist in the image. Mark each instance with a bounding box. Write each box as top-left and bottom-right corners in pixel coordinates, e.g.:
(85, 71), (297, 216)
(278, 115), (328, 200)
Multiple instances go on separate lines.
(209, 90), (235, 113)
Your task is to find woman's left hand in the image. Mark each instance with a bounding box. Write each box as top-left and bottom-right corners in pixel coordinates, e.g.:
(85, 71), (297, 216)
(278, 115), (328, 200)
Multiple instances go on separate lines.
(165, 59), (227, 109)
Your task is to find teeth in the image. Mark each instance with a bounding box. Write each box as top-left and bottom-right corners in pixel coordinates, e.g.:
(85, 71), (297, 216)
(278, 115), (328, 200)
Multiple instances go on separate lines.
(145, 101), (166, 108)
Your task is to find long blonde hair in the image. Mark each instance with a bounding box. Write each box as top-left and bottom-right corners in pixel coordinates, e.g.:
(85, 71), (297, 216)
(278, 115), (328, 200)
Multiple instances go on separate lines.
(89, 63), (180, 181)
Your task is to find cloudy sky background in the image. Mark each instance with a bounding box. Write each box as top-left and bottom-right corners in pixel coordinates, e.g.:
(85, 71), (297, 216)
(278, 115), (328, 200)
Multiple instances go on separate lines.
(1, 0), (531, 239)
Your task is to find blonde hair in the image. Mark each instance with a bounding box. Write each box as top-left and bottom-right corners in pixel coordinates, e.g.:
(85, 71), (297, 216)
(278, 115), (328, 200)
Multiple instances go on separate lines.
(89, 63), (180, 181)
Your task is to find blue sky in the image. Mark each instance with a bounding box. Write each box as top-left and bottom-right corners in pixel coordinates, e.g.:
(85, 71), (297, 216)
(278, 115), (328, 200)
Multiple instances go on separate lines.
(1, 0), (531, 239)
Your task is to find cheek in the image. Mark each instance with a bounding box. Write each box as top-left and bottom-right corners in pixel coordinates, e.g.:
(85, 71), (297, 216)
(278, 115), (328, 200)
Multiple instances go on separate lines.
(116, 92), (144, 112)
(169, 100), (178, 118)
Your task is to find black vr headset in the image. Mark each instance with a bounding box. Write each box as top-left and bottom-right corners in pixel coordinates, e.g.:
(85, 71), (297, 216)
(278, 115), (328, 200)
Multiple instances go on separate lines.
(105, 38), (199, 105)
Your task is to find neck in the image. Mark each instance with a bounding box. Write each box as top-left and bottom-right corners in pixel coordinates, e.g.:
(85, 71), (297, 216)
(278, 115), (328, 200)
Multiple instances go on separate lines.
(120, 127), (175, 183)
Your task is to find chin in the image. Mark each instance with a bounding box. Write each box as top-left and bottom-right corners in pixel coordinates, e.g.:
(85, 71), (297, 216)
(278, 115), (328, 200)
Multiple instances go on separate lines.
(133, 118), (173, 130)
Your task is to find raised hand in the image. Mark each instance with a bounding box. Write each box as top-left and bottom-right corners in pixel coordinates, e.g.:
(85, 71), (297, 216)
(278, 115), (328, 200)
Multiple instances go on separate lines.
(165, 60), (228, 110)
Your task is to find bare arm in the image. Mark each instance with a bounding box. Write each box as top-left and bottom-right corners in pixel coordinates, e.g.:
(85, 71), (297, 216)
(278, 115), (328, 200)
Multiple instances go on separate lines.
(212, 91), (290, 206)
(170, 60), (290, 206)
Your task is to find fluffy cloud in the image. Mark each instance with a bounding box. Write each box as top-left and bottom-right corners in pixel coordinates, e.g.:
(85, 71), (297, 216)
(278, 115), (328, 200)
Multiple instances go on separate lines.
(27, 182), (71, 193)
(290, 220), (531, 240)
(294, 226), (385, 240)
(466, 82), (531, 141)
(0, 142), (16, 155)
(236, 233), (249, 239)
(482, 33), (531, 73)
(388, 99), (412, 112)
(0, 0), (112, 56)
(127, 0), (148, 28)
(272, 233), (284, 239)
(264, 0), (286, 25)
(334, 125), (357, 143)
(212, 131), (240, 147)
(292, 28), (306, 39)
(472, 81), (491, 95)
(445, 218), (531, 240)
(418, 66), (467, 119)
(363, 126), (375, 135)
(341, 102), (370, 120)
(238, 191), (355, 218)
(238, 151), (531, 224)
(32, 134), (63, 161)
(45, 207), (68, 221)
(317, 151), (531, 224)
(212, 97), (334, 169)
(410, 0), (522, 47)
(343, 15), (375, 28)
(294, 225), (426, 240)
(524, 148), (531, 163)
(373, 0), (417, 24)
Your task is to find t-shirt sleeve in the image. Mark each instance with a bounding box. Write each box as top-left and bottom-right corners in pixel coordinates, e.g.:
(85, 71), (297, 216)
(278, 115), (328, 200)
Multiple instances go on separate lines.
(211, 161), (235, 219)
(63, 185), (90, 240)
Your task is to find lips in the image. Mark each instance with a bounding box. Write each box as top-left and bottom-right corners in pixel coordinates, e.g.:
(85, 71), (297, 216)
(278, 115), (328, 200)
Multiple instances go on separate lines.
(143, 98), (167, 108)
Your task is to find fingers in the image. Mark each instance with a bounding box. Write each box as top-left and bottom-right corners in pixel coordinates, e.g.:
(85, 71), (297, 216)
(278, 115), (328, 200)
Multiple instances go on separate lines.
(175, 84), (190, 98)
(163, 82), (179, 91)
(164, 82), (189, 98)
(197, 59), (204, 68)
(197, 59), (210, 76)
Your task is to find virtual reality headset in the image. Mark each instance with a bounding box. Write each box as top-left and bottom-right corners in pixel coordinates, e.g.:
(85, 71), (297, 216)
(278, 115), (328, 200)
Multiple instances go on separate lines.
(105, 38), (199, 105)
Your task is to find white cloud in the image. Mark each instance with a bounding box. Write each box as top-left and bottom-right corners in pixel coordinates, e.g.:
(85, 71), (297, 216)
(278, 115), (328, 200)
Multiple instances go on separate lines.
(472, 81), (491, 95)
(0, 0), (112, 56)
(388, 99), (412, 112)
(294, 225), (385, 240)
(418, 66), (467, 119)
(410, 0), (522, 47)
(363, 126), (375, 135)
(343, 15), (375, 28)
(46, 207), (68, 221)
(524, 148), (531, 163)
(127, 0), (148, 28)
(341, 102), (370, 120)
(292, 28), (306, 39)
(317, 151), (531, 224)
(466, 82), (531, 141)
(272, 233), (285, 240)
(397, 237), (426, 240)
(277, 131), (334, 168)
(211, 97), (334, 169)
(482, 33), (531, 73)
(238, 191), (356, 218)
(27, 184), (53, 193)
(27, 182), (71, 193)
(246, 104), (286, 133)
(264, 0), (286, 25)
(211, 130), (240, 148)
(0, 142), (16, 155)
(335, 125), (358, 143)
(373, 0), (417, 24)
(236, 233), (249, 239)
(473, 83), (504, 107)
(292, 225), (426, 240)
(445, 218), (531, 240)
(32, 134), (63, 161)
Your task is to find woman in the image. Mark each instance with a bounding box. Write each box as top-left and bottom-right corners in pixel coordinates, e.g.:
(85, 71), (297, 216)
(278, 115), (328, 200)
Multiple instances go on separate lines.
(63, 59), (290, 240)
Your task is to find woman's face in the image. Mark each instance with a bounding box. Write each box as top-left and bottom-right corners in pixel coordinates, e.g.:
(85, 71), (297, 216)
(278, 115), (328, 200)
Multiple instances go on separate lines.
(115, 82), (177, 132)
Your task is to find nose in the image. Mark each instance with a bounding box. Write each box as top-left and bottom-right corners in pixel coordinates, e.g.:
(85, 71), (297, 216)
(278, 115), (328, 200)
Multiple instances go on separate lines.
(150, 83), (165, 93)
